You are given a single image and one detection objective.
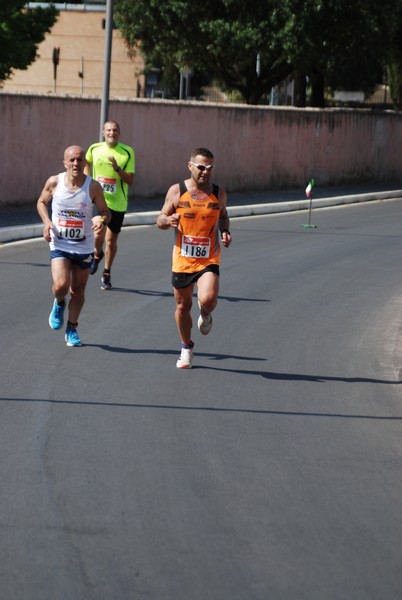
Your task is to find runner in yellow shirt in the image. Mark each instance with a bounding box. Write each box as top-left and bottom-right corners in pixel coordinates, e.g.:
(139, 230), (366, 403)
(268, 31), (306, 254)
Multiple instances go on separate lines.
(85, 120), (135, 289)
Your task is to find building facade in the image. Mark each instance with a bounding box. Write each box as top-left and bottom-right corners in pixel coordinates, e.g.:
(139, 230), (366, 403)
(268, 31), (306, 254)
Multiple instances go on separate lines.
(2, 3), (145, 98)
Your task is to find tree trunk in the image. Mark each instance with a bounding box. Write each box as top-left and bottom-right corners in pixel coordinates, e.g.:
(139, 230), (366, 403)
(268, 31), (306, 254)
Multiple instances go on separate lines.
(310, 71), (325, 107)
(293, 71), (306, 107)
(388, 62), (402, 109)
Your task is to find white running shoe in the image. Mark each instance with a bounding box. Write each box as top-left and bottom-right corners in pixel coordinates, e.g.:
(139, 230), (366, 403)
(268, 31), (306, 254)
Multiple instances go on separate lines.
(197, 301), (213, 335)
(176, 344), (194, 369)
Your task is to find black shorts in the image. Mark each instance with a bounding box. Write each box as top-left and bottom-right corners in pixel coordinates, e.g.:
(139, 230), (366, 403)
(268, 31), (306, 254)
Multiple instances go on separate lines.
(108, 209), (125, 234)
(172, 264), (220, 289)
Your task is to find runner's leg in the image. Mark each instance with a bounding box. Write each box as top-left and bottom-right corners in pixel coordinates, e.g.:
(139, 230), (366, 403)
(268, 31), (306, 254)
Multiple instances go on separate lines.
(51, 257), (71, 301)
(104, 228), (119, 271)
(68, 263), (90, 324)
(197, 271), (219, 315)
(174, 283), (195, 345)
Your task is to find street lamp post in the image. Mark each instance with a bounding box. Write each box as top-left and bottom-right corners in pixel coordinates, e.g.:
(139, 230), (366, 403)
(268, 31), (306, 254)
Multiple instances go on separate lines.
(99, 0), (114, 140)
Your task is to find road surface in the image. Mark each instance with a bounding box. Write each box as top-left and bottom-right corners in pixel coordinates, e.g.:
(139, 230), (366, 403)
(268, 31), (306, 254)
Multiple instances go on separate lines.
(1, 199), (401, 599)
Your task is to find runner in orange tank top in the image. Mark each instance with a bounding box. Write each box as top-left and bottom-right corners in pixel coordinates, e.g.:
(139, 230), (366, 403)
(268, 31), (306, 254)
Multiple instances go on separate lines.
(157, 147), (232, 369)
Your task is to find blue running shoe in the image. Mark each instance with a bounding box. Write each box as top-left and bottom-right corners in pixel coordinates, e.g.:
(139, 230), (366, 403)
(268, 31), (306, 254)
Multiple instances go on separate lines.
(90, 249), (104, 275)
(65, 326), (82, 347)
(49, 299), (65, 330)
(101, 273), (112, 290)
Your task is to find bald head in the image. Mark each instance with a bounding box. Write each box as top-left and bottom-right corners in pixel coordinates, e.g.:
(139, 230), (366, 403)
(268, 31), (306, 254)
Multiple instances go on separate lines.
(64, 145), (85, 161)
(63, 145), (87, 178)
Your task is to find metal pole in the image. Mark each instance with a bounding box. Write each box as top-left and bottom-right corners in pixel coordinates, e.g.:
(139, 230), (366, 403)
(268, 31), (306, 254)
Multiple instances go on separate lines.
(179, 72), (184, 100)
(99, 0), (114, 140)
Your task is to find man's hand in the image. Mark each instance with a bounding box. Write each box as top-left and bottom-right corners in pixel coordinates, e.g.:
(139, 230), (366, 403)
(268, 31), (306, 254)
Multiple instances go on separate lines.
(92, 216), (106, 234)
(43, 221), (54, 242)
(108, 156), (119, 171)
(169, 213), (181, 228)
(221, 230), (232, 248)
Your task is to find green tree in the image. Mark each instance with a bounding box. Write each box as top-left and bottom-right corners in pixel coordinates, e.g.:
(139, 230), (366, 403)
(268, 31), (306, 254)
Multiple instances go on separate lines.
(115, 0), (399, 107)
(387, 1), (402, 109)
(282, 0), (397, 107)
(114, 0), (292, 104)
(0, 1), (58, 83)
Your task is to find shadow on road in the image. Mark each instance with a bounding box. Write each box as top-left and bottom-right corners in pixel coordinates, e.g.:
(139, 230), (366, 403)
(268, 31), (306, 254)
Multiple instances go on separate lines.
(110, 288), (271, 304)
(0, 395), (400, 420)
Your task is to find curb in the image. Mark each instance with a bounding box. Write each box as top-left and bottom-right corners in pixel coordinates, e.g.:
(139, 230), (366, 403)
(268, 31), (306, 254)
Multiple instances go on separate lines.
(1, 190), (402, 244)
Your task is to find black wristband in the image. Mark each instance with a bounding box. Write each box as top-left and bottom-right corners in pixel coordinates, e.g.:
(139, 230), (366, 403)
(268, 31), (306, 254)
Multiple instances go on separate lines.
(116, 166), (121, 173)
(221, 229), (231, 236)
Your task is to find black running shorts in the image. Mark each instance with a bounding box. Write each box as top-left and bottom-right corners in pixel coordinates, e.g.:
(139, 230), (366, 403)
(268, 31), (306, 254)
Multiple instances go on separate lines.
(171, 264), (220, 289)
(108, 209), (125, 234)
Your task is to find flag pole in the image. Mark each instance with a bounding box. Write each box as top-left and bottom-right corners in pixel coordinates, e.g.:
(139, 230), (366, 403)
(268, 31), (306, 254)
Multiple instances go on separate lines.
(301, 178), (317, 229)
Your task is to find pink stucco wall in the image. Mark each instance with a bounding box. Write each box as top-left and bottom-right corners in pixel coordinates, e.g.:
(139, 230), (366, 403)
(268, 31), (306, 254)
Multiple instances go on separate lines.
(1, 92), (401, 206)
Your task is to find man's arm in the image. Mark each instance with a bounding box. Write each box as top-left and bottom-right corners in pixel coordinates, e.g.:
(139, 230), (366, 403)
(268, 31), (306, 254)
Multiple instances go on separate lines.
(108, 154), (134, 186)
(156, 183), (181, 230)
(107, 145), (135, 186)
(218, 188), (232, 248)
(119, 170), (134, 186)
(84, 148), (92, 176)
(37, 176), (57, 242)
(90, 180), (111, 233)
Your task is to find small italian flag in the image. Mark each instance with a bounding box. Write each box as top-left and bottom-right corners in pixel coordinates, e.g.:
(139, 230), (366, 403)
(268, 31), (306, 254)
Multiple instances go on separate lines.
(305, 178), (315, 198)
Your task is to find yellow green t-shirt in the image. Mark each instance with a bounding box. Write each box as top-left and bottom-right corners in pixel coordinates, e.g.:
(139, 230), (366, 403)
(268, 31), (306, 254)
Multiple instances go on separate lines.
(86, 142), (135, 212)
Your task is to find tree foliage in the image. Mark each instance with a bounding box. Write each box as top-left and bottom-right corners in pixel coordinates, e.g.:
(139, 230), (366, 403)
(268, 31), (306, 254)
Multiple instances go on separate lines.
(0, 1), (58, 83)
(115, 0), (401, 107)
(114, 0), (292, 104)
(281, 0), (397, 107)
(387, 0), (402, 108)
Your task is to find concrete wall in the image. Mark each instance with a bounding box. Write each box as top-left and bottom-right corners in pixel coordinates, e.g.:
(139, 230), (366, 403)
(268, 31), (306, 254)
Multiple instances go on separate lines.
(1, 92), (402, 206)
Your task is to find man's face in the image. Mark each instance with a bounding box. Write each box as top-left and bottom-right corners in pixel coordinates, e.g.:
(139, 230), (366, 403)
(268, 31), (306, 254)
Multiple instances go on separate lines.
(103, 122), (120, 145)
(188, 155), (215, 185)
(64, 148), (86, 175)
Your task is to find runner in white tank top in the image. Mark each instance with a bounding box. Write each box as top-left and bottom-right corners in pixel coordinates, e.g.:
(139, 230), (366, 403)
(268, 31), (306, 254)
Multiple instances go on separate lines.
(37, 145), (111, 346)
(50, 172), (95, 255)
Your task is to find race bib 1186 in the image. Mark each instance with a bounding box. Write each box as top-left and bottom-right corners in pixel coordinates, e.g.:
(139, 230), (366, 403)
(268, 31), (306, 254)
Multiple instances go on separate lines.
(181, 235), (210, 258)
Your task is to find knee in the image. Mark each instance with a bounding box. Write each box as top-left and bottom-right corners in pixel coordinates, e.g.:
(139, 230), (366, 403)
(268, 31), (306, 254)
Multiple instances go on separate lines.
(94, 228), (105, 243)
(53, 281), (69, 297)
(106, 235), (118, 250)
(70, 286), (85, 302)
(199, 294), (217, 314)
(176, 296), (192, 315)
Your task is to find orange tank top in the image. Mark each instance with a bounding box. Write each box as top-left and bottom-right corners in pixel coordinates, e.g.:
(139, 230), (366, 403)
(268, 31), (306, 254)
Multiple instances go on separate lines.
(172, 182), (221, 273)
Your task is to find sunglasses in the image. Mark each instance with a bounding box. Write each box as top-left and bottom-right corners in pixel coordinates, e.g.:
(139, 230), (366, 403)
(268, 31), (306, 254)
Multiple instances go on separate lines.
(190, 162), (214, 172)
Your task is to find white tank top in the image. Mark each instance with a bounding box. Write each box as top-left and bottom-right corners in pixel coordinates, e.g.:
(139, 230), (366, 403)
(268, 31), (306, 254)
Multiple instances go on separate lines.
(50, 173), (94, 254)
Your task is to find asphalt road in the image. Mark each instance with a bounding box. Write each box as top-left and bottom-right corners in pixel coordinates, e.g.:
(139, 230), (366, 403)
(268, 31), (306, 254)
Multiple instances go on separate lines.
(1, 200), (402, 599)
